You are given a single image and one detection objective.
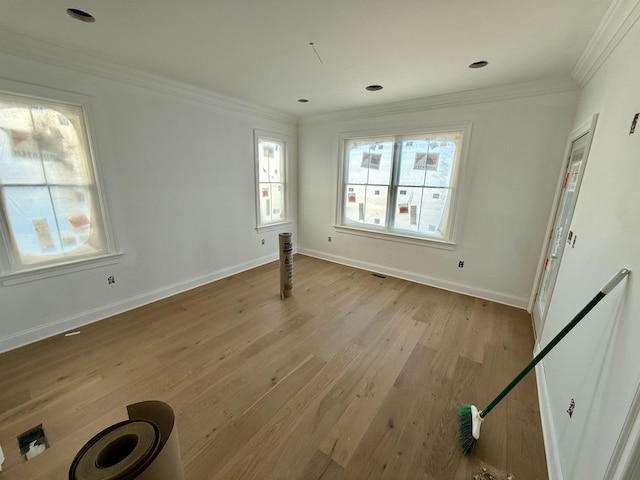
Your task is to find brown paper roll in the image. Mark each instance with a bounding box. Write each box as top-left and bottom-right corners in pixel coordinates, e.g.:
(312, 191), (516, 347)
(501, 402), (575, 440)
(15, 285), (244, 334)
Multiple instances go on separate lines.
(69, 401), (184, 480)
(279, 232), (293, 299)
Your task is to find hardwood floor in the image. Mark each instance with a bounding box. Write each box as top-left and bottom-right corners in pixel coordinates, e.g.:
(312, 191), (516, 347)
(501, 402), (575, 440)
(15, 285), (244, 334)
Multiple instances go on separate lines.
(0, 255), (547, 479)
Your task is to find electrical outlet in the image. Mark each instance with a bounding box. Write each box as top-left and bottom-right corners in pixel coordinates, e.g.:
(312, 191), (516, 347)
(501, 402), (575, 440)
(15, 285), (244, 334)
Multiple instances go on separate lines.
(328, 236), (332, 242)
(567, 398), (575, 418)
(261, 239), (265, 245)
(458, 261), (464, 268)
(107, 276), (115, 285)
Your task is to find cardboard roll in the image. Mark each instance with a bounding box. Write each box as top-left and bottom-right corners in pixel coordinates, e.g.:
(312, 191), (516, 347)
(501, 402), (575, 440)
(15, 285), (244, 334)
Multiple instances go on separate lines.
(69, 420), (159, 480)
(69, 401), (184, 480)
(279, 233), (293, 298)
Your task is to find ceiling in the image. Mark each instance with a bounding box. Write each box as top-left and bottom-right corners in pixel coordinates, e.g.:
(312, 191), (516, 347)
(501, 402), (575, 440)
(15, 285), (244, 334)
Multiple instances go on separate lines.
(0, 0), (614, 116)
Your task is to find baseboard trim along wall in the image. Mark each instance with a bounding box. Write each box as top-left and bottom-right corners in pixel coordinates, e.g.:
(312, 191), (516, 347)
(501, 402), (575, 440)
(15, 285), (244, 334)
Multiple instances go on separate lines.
(2, 248), (528, 353)
(297, 248), (529, 309)
(0, 252), (281, 354)
(536, 347), (564, 480)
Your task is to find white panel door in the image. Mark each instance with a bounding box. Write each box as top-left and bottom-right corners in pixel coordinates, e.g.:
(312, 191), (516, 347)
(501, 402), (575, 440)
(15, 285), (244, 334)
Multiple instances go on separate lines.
(532, 116), (597, 338)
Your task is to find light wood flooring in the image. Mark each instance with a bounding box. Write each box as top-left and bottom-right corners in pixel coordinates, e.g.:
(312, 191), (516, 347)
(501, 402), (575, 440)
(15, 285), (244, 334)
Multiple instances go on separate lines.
(0, 255), (547, 479)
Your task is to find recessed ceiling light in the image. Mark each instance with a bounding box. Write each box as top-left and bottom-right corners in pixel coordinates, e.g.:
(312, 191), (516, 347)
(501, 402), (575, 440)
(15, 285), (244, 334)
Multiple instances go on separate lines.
(469, 61), (489, 69)
(67, 8), (96, 22)
(366, 85), (383, 91)
(297, 98), (309, 103)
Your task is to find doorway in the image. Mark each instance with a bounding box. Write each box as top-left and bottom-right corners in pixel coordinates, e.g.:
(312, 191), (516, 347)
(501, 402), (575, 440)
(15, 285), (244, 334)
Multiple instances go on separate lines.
(532, 115), (598, 338)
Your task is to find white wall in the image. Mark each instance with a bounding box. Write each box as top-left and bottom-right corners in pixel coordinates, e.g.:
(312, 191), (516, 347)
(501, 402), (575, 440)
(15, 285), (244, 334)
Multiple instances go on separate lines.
(538, 14), (640, 480)
(0, 51), (297, 352)
(297, 85), (579, 307)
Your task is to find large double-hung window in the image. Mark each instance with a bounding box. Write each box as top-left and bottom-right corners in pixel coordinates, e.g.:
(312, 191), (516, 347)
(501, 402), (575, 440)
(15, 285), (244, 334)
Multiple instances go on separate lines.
(338, 124), (470, 244)
(0, 85), (118, 282)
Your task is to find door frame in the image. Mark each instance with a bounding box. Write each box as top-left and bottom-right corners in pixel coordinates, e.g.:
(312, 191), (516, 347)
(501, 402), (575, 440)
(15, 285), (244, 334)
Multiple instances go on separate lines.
(603, 379), (640, 479)
(528, 113), (598, 340)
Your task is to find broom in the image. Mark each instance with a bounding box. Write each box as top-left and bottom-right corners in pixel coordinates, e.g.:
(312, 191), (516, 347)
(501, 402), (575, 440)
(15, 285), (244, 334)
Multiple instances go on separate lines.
(459, 268), (630, 455)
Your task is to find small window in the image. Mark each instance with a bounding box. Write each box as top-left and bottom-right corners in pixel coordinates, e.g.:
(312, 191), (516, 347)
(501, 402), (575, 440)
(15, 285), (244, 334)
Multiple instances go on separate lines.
(337, 125), (470, 244)
(0, 88), (117, 277)
(254, 131), (290, 230)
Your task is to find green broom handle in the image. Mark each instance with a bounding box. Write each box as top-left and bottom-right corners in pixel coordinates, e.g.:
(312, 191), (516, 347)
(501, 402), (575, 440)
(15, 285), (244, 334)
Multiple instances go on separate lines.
(479, 268), (630, 418)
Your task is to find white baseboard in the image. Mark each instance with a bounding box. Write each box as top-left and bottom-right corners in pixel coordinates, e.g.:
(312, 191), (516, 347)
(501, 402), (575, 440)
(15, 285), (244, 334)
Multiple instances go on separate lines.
(603, 378), (640, 479)
(297, 248), (529, 309)
(535, 347), (564, 480)
(2, 248), (527, 353)
(0, 253), (280, 354)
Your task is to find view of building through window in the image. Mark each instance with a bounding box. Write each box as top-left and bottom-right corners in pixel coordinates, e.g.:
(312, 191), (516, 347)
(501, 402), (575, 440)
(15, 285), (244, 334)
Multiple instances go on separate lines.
(341, 129), (466, 242)
(0, 92), (110, 272)
(256, 135), (287, 227)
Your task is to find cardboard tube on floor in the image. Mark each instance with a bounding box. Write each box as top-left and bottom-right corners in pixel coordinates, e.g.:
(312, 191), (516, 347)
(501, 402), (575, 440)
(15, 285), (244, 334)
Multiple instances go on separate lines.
(279, 232), (293, 299)
(69, 400), (184, 480)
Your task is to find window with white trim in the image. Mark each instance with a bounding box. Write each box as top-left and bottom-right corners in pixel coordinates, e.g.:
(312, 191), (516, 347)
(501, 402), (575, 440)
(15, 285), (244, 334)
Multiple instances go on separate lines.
(254, 131), (290, 230)
(338, 125), (469, 244)
(0, 88), (117, 277)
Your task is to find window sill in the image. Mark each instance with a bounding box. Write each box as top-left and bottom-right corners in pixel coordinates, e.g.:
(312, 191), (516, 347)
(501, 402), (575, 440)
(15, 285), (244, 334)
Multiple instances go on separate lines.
(1, 252), (124, 286)
(255, 221), (293, 234)
(334, 225), (456, 250)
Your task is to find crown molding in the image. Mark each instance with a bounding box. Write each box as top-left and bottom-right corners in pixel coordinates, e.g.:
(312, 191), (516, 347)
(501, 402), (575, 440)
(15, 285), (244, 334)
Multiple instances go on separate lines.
(572, 0), (640, 86)
(298, 77), (580, 126)
(0, 28), (296, 125)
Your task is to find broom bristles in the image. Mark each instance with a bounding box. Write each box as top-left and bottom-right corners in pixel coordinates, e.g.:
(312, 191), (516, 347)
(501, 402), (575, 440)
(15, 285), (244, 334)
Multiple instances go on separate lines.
(458, 404), (478, 455)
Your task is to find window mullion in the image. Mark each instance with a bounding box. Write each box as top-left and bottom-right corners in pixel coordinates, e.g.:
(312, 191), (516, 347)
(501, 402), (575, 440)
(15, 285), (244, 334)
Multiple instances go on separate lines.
(29, 109), (67, 253)
(415, 138), (433, 231)
(28, 108), (49, 185)
(387, 139), (402, 232)
(46, 185), (66, 253)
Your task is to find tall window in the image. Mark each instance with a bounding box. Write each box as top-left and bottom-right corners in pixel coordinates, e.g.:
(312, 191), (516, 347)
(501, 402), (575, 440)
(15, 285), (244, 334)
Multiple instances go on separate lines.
(254, 131), (289, 229)
(0, 89), (116, 277)
(338, 125), (469, 244)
